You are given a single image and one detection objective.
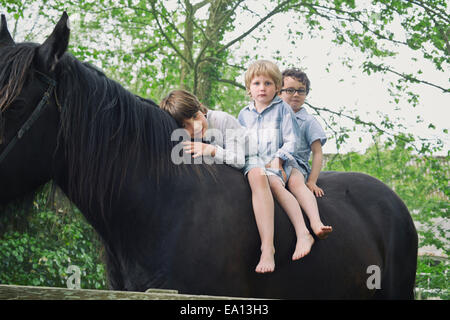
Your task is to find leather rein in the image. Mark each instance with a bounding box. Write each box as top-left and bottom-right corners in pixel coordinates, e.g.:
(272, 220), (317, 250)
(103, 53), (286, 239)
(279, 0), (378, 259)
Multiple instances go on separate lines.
(0, 70), (59, 164)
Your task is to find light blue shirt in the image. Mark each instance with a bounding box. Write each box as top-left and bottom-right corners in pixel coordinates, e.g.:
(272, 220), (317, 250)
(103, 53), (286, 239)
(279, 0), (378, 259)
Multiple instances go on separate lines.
(238, 96), (299, 167)
(292, 107), (327, 174)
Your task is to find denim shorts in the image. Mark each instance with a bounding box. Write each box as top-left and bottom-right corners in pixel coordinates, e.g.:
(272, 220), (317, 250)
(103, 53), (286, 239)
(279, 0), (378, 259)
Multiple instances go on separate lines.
(271, 160), (309, 187)
(242, 156), (265, 176)
(242, 156), (309, 187)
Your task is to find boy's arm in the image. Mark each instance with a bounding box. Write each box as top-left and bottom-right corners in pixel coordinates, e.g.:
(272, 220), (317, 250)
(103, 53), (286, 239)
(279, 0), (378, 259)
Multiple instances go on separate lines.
(183, 136), (245, 169)
(215, 112), (246, 169)
(306, 139), (324, 197)
(213, 143), (245, 169)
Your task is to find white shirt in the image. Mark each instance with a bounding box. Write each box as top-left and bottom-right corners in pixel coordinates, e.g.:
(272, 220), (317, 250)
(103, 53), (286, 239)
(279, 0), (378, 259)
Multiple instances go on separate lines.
(203, 110), (252, 169)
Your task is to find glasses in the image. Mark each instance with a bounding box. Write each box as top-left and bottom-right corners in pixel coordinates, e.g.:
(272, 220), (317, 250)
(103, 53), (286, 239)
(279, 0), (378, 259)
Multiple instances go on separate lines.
(280, 88), (307, 96)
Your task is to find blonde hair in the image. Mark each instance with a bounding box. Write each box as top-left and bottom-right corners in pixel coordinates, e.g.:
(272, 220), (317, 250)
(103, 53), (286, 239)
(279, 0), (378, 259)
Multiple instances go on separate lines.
(244, 60), (282, 94)
(159, 89), (208, 127)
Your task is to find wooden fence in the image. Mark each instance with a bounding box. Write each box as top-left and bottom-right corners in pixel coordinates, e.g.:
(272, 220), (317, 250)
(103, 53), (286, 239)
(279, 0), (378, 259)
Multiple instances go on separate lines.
(0, 284), (253, 300)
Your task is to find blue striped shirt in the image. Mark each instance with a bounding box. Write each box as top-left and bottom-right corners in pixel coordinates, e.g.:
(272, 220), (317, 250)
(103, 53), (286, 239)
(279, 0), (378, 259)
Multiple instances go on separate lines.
(238, 96), (300, 167)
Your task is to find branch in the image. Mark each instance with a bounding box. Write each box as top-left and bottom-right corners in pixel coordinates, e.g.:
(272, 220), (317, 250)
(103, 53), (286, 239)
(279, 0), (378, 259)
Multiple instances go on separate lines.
(389, 69), (450, 93)
(180, 1), (212, 43)
(217, 0), (294, 54)
(305, 101), (438, 154)
(123, 4), (188, 45)
(403, 0), (450, 55)
(217, 78), (246, 90)
(192, 2), (246, 73)
(405, 0), (450, 24)
(305, 102), (385, 135)
(149, 1), (193, 68)
(204, 56), (246, 70)
(213, 0), (246, 35)
(156, 6), (188, 44)
(133, 43), (160, 54)
(192, 0), (210, 12)
(366, 62), (450, 93)
(309, 3), (408, 47)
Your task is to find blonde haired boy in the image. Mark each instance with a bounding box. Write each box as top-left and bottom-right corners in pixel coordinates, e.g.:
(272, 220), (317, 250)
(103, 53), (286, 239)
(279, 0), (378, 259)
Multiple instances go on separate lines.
(239, 60), (325, 271)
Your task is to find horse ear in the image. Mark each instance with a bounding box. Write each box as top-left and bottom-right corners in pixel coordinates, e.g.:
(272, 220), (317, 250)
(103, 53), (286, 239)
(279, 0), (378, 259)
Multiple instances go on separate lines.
(0, 14), (15, 47)
(37, 11), (70, 71)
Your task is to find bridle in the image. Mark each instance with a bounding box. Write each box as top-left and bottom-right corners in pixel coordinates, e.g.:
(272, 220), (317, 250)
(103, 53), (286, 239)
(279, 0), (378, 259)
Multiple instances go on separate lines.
(0, 70), (59, 164)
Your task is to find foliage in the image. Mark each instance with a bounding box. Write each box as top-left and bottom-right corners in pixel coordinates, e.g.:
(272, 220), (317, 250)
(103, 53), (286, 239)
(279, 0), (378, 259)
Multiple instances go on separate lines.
(0, 185), (107, 290)
(415, 257), (449, 300)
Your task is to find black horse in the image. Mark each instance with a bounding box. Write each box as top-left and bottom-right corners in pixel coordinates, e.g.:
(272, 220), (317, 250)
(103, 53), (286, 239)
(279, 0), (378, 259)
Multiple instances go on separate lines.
(0, 13), (418, 299)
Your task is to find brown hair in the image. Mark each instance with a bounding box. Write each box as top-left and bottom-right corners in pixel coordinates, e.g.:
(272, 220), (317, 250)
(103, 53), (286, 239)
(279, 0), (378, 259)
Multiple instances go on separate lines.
(244, 60), (282, 94)
(281, 68), (311, 95)
(159, 89), (208, 127)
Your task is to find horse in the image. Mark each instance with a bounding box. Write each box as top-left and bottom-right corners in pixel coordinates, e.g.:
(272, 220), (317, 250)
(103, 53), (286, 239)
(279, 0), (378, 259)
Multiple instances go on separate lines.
(0, 12), (418, 299)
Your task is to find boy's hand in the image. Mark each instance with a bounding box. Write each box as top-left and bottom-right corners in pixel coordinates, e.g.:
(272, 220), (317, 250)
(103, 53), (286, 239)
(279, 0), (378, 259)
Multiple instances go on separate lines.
(265, 158), (287, 182)
(306, 181), (324, 197)
(266, 157), (283, 170)
(183, 141), (216, 158)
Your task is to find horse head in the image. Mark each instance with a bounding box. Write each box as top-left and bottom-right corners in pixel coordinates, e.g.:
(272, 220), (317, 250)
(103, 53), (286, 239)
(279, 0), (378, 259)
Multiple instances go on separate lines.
(0, 12), (69, 205)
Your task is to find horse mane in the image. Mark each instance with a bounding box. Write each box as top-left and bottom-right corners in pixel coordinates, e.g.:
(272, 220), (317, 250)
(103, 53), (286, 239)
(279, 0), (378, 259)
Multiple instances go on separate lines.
(54, 53), (193, 213)
(0, 43), (213, 217)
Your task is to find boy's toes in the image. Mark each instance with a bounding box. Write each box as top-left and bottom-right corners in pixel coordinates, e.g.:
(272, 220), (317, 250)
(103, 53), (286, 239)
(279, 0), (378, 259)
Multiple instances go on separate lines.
(292, 234), (314, 261)
(255, 250), (275, 273)
(316, 226), (333, 239)
(255, 261), (275, 273)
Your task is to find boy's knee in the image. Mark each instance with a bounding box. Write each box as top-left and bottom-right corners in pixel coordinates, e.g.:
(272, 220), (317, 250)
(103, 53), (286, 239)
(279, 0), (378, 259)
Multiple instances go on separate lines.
(287, 170), (305, 190)
(269, 177), (284, 192)
(248, 168), (269, 188)
(248, 168), (268, 182)
(248, 167), (265, 177)
(287, 179), (301, 190)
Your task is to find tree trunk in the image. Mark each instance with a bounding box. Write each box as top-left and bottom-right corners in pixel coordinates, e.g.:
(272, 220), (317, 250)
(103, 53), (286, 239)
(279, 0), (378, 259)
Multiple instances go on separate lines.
(180, 1), (194, 90)
(195, 0), (230, 105)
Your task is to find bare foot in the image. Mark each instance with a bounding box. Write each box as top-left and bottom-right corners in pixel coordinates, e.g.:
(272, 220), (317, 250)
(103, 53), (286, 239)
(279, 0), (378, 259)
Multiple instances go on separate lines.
(255, 247), (275, 273)
(292, 234), (314, 261)
(312, 224), (333, 240)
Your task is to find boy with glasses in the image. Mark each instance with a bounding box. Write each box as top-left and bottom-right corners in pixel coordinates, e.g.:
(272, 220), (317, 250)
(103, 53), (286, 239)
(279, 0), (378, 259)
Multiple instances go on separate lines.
(279, 68), (332, 239)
